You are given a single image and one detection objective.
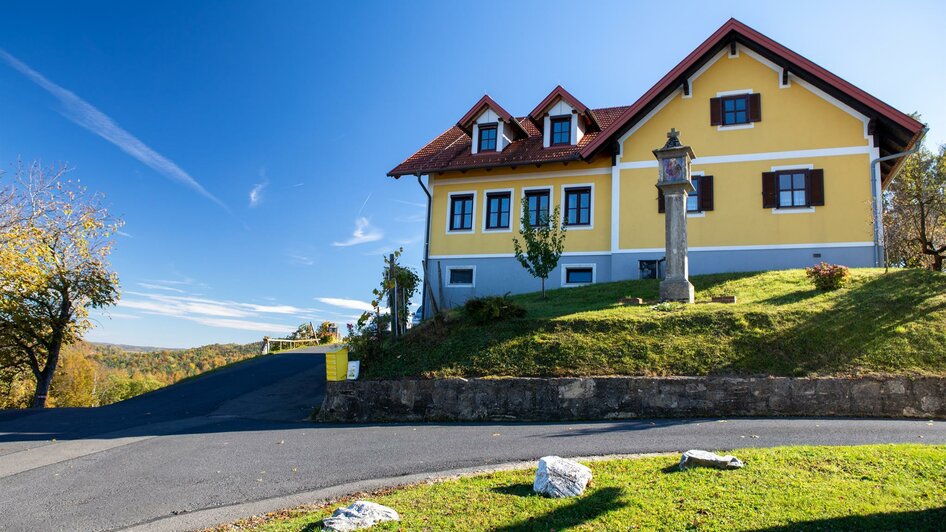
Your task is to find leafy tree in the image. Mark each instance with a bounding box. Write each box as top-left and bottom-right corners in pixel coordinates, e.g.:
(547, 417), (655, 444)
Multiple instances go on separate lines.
(316, 321), (337, 344)
(512, 197), (567, 298)
(884, 145), (946, 271)
(288, 322), (316, 340)
(370, 248), (419, 336)
(0, 162), (121, 408)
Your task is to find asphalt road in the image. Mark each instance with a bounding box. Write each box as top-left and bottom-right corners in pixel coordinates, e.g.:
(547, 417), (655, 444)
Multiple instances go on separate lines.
(1, 350), (945, 531)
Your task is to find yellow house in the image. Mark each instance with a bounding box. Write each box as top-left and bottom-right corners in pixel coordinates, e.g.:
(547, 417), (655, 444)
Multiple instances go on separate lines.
(389, 19), (925, 310)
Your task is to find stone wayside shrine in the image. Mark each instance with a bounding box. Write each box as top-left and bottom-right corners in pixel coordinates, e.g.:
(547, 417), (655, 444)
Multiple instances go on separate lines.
(653, 128), (696, 303)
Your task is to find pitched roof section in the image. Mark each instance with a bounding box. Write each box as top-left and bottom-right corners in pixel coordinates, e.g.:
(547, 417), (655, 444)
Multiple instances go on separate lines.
(455, 94), (527, 139)
(389, 19), (924, 181)
(579, 18), (924, 161)
(528, 85), (601, 131)
(388, 106), (630, 177)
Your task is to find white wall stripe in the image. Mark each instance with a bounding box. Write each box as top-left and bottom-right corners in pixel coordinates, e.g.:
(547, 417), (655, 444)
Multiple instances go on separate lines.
(433, 166), (610, 186)
(618, 146), (870, 170)
(429, 241), (873, 260)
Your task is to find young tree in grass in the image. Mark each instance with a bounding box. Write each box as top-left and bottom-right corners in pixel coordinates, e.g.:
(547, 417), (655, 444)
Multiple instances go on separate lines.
(0, 162), (121, 408)
(512, 197), (566, 299)
(884, 145), (946, 271)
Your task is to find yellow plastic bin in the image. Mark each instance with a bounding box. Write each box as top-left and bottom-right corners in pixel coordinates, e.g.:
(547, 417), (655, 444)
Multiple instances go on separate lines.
(325, 347), (349, 382)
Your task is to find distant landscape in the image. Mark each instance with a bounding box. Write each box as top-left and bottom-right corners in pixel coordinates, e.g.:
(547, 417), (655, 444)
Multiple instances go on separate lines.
(0, 340), (262, 409)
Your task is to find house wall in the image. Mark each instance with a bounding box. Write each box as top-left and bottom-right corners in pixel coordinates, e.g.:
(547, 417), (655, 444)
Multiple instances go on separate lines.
(423, 44), (879, 305)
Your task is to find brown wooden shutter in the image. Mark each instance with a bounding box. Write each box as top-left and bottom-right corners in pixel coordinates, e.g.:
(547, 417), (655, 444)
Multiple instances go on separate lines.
(657, 188), (665, 213)
(748, 93), (762, 122)
(699, 175), (714, 211)
(808, 169), (825, 206)
(710, 97), (722, 126)
(762, 172), (777, 208)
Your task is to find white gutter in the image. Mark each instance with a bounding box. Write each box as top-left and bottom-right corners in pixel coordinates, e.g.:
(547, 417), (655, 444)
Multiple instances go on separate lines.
(870, 126), (929, 267)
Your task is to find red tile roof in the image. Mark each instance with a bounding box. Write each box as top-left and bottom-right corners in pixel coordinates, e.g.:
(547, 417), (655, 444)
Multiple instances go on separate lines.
(389, 18), (924, 180)
(389, 106), (630, 177)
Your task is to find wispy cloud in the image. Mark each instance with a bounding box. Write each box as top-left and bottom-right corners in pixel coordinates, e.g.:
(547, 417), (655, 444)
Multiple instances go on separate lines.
(138, 282), (185, 293)
(395, 212), (426, 223)
(118, 291), (316, 334)
(392, 199), (426, 208)
(332, 217), (383, 247)
(188, 317), (296, 334)
(0, 49), (227, 210)
(249, 183), (266, 207)
(249, 169), (268, 207)
(106, 312), (141, 320)
(287, 253), (315, 266)
(315, 297), (376, 313)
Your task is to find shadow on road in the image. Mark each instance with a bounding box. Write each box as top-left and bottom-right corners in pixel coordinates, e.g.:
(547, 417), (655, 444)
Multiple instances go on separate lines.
(0, 352), (327, 444)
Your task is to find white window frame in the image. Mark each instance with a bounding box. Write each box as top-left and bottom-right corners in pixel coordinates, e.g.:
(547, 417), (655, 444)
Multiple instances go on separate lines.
(520, 186), (554, 229)
(445, 190), (477, 234)
(481, 188), (514, 233)
(560, 183), (595, 230)
(561, 264), (596, 287)
(770, 164), (816, 214)
(716, 89), (755, 131)
(445, 265), (476, 288)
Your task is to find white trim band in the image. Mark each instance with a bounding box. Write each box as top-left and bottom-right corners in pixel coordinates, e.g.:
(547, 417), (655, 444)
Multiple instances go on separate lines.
(619, 146), (871, 170)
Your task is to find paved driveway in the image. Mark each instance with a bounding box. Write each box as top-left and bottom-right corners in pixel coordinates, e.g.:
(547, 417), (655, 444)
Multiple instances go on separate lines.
(1, 350), (945, 531)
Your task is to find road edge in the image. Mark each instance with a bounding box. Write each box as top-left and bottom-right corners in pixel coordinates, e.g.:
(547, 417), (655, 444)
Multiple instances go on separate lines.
(123, 452), (675, 531)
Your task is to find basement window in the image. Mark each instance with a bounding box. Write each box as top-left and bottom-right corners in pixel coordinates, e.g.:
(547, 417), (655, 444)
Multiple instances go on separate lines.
(563, 266), (594, 286)
(447, 267), (475, 287)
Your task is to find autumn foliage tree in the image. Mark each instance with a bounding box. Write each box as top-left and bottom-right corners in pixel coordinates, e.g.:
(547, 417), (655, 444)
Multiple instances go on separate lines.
(884, 145), (946, 271)
(0, 162), (121, 408)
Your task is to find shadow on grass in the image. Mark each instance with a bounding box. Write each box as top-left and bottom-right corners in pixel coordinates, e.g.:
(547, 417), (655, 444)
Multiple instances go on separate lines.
(751, 506), (946, 531)
(491, 483), (535, 497)
(728, 269), (946, 375)
(493, 487), (624, 531)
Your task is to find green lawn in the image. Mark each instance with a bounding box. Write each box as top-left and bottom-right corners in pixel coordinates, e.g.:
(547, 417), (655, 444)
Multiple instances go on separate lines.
(224, 444), (946, 531)
(367, 268), (946, 379)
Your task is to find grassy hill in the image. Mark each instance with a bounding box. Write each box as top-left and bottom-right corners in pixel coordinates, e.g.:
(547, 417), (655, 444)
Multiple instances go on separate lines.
(372, 268), (946, 379)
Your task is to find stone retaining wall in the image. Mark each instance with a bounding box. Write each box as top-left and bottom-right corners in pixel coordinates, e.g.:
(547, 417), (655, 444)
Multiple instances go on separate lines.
(314, 376), (946, 423)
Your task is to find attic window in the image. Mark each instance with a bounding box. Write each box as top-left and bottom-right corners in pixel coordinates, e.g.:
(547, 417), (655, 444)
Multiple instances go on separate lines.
(478, 124), (498, 152)
(551, 116), (571, 145)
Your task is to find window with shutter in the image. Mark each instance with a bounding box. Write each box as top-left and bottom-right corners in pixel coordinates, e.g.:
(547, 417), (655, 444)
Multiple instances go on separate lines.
(765, 169), (825, 209)
(762, 172), (778, 208)
(699, 175), (714, 211)
(808, 169), (825, 206)
(712, 93), (761, 126)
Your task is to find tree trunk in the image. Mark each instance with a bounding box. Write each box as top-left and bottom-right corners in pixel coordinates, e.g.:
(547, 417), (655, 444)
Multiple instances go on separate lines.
(934, 254), (944, 272)
(30, 321), (65, 408)
(31, 368), (54, 408)
(541, 277), (546, 299)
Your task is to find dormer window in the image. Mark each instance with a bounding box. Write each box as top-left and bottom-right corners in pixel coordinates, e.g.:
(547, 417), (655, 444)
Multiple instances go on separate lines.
(551, 116), (571, 146)
(477, 124), (497, 152)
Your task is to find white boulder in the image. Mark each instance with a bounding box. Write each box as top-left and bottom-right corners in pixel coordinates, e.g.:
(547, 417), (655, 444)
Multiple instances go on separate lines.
(322, 500), (400, 531)
(678, 449), (744, 470)
(533, 456), (593, 498)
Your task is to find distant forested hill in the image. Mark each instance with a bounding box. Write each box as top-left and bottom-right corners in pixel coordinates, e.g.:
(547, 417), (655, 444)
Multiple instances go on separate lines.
(1, 341), (262, 409)
(89, 342), (261, 381)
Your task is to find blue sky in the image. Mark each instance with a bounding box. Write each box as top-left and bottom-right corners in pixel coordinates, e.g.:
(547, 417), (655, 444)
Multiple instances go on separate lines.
(1, 1), (943, 348)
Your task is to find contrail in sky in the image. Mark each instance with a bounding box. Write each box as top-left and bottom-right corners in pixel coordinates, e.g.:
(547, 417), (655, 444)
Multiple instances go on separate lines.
(0, 49), (228, 211)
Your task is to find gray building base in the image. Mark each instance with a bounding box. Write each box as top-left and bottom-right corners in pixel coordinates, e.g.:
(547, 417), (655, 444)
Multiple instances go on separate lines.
(428, 244), (873, 308)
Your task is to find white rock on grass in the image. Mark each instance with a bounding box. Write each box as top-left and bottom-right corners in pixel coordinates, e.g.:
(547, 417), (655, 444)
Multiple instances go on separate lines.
(678, 449), (744, 470)
(322, 500), (399, 532)
(533, 456), (593, 498)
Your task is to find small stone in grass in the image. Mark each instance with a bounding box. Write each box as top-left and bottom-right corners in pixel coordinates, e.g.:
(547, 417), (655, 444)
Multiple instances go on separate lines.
(679, 450), (744, 470)
(322, 501), (399, 531)
(533, 456), (593, 498)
